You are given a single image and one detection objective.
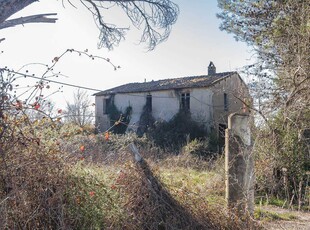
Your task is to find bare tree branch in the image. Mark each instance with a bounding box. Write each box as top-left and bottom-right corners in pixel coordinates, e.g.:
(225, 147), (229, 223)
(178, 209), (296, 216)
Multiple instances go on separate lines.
(79, 0), (179, 50)
(0, 13), (57, 30)
(0, 0), (178, 50)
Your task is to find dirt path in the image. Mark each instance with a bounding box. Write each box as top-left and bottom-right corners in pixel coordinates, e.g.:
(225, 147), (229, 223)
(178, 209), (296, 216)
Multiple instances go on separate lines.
(260, 206), (310, 230)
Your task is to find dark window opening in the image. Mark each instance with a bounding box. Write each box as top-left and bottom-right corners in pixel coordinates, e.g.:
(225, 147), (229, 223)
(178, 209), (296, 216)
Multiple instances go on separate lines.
(224, 93), (228, 111)
(146, 94), (152, 112)
(181, 93), (190, 110)
(104, 98), (111, 114)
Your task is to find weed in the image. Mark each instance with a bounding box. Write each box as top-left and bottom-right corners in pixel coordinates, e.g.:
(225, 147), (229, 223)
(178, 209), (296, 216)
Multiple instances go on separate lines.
(255, 208), (297, 221)
(65, 163), (126, 229)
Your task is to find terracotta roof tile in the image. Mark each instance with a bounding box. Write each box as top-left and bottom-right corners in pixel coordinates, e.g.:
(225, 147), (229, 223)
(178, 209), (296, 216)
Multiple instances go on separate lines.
(94, 71), (236, 96)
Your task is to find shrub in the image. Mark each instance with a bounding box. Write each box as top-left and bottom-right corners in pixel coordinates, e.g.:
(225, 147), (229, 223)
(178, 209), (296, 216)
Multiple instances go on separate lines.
(254, 110), (310, 209)
(0, 115), (66, 229)
(182, 137), (221, 159)
(147, 111), (207, 153)
(65, 164), (126, 229)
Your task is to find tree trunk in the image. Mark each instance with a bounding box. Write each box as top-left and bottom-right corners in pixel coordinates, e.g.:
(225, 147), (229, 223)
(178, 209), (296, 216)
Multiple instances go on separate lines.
(0, 0), (38, 23)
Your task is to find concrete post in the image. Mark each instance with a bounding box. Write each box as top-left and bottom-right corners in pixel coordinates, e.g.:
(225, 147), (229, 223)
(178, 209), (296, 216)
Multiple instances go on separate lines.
(225, 113), (254, 215)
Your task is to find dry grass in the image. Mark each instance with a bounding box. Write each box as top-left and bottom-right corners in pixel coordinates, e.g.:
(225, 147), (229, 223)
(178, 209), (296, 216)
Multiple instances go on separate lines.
(1, 129), (261, 229)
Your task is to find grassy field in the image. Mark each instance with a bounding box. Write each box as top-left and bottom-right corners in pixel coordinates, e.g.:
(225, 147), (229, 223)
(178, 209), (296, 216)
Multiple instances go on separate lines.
(1, 131), (309, 229)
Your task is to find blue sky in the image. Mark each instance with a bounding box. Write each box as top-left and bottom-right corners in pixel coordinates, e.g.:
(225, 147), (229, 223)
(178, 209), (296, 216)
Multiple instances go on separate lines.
(1, 0), (252, 109)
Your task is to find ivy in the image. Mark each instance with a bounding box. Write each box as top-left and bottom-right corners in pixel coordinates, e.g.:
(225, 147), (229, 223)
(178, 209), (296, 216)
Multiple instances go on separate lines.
(147, 111), (208, 153)
(106, 103), (132, 134)
(137, 104), (155, 137)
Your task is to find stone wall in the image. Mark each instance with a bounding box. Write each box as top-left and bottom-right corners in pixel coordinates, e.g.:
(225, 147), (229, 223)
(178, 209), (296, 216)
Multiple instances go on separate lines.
(211, 73), (251, 126)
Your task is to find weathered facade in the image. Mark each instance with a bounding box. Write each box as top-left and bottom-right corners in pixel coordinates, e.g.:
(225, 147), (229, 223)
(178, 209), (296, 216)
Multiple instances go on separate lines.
(94, 63), (250, 136)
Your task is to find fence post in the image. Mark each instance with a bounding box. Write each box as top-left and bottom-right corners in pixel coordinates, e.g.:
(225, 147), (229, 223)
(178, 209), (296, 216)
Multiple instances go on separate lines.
(225, 113), (254, 215)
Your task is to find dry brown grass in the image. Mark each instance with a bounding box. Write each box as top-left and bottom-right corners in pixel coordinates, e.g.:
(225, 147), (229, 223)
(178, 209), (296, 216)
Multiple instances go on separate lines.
(1, 128), (261, 229)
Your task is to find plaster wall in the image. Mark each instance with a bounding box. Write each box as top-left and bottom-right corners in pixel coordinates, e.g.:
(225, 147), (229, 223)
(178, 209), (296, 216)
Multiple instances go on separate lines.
(95, 95), (110, 132)
(112, 90), (182, 131)
(95, 88), (214, 132)
(188, 88), (213, 126)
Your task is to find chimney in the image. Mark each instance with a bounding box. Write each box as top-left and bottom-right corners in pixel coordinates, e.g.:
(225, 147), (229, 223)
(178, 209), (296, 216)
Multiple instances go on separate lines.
(208, 61), (216, 75)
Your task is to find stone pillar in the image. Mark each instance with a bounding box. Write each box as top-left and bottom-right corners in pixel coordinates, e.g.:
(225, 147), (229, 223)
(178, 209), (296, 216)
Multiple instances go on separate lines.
(225, 113), (254, 215)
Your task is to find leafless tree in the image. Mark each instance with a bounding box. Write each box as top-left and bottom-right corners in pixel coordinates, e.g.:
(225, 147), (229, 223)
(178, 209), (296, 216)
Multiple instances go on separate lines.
(0, 0), (179, 50)
(65, 89), (94, 127)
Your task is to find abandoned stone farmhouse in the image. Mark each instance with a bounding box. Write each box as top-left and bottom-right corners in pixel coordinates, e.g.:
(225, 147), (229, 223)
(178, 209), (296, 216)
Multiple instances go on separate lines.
(94, 62), (250, 138)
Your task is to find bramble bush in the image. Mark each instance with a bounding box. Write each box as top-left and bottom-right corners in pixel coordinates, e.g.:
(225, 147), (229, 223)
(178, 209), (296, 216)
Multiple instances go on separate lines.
(0, 111), (66, 229)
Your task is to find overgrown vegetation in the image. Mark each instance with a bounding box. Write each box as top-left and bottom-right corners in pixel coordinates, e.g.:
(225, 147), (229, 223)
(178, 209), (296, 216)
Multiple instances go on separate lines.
(65, 164), (126, 229)
(218, 0), (310, 208)
(137, 104), (155, 137)
(106, 103), (132, 134)
(254, 115), (310, 209)
(0, 114), (66, 229)
(0, 112), (259, 229)
(1, 105), (306, 229)
(254, 209), (297, 221)
(146, 111), (218, 156)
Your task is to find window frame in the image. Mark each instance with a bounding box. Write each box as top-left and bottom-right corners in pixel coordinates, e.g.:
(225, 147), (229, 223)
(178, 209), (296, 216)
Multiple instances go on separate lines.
(181, 92), (190, 111)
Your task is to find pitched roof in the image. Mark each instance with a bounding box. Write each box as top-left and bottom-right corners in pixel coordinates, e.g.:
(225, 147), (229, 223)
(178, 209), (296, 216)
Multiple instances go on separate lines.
(94, 71), (237, 96)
